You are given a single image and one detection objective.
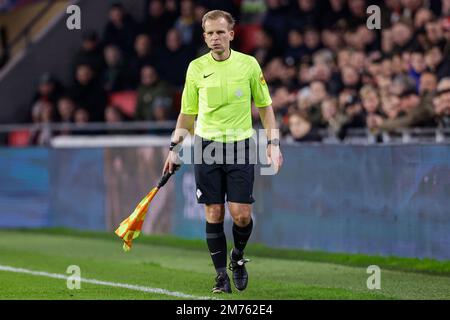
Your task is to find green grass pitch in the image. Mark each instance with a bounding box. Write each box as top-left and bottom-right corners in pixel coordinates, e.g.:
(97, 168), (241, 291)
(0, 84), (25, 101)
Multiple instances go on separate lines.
(0, 229), (449, 300)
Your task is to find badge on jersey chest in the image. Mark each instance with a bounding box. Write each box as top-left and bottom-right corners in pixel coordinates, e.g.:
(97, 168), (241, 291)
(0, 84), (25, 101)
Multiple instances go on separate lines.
(235, 88), (243, 98)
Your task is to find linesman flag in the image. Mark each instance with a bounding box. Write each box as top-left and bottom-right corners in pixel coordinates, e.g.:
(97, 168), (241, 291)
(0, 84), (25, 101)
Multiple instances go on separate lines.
(115, 167), (179, 252)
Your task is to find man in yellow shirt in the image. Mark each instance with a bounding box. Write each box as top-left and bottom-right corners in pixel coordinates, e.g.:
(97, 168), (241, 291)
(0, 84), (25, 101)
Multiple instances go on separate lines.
(163, 10), (283, 294)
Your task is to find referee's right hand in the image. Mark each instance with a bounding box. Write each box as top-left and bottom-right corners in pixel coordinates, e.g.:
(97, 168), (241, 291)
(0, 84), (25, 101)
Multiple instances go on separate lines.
(163, 151), (181, 175)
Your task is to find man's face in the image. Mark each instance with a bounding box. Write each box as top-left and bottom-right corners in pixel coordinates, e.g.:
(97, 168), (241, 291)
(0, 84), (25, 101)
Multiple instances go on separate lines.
(76, 65), (93, 85)
(362, 91), (379, 114)
(109, 8), (123, 26)
(135, 35), (150, 56)
(203, 18), (234, 55)
(419, 73), (437, 94)
(401, 94), (419, 111)
(166, 29), (182, 52)
(435, 92), (450, 115)
(141, 66), (157, 85)
(289, 114), (309, 139)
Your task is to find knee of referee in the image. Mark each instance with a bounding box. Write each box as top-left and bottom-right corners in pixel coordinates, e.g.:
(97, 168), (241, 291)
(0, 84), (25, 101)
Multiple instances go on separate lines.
(229, 203), (252, 227)
(205, 204), (225, 223)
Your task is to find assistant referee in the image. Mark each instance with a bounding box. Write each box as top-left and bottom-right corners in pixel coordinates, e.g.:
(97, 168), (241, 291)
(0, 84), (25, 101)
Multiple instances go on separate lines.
(163, 10), (283, 294)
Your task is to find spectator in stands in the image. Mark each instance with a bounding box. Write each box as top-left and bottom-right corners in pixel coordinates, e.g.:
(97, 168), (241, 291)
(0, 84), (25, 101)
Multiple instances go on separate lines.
(367, 85), (436, 131)
(251, 28), (280, 67)
(174, 0), (196, 46)
(391, 20), (415, 54)
(286, 110), (322, 142)
(262, 0), (290, 49)
(54, 96), (76, 136)
(408, 47), (427, 91)
(72, 30), (105, 79)
(271, 85), (296, 119)
(141, 0), (176, 47)
(30, 101), (54, 146)
(56, 96), (76, 123)
(104, 105), (131, 134)
(390, 73), (416, 96)
(103, 2), (137, 59)
(30, 73), (63, 122)
(102, 45), (129, 93)
(321, 28), (343, 52)
(289, 0), (320, 31)
(192, 3), (209, 54)
(340, 65), (361, 92)
(321, 97), (346, 134)
(419, 71), (438, 95)
(360, 85), (382, 119)
(425, 19), (444, 46)
(156, 28), (195, 88)
(425, 45), (450, 80)
(74, 108), (90, 124)
(337, 94), (366, 139)
(380, 94), (402, 120)
(69, 64), (107, 122)
(305, 80), (328, 127)
(135, 65), (173, 121)
(433, 77), (450, 127)
(128, 33), (155, 87)
(346, 0), (367, 29)
(414, 7), (434, 30)
(303, 26), (322, 56)
(105, 105), (128, 123)
(321, 0), (348, 29)
(284, 28), (307, 66)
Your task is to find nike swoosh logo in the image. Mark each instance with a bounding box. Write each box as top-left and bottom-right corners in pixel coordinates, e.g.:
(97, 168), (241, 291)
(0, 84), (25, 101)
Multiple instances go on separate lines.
(203, 73), (214, 79)
(211, 251), (221, 256)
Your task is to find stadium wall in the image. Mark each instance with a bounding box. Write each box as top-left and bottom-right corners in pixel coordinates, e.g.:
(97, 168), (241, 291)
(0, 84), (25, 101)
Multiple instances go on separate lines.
(0, 144), (449, 260)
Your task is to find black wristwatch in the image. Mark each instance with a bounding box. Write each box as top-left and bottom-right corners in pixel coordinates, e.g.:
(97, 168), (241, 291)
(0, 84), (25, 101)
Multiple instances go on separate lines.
(169, 141), (180, 152)
(267, 138), (280, 147)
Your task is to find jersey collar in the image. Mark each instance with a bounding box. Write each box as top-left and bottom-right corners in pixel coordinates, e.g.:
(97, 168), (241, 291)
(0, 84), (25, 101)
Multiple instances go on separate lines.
(209, 49), (234, 64)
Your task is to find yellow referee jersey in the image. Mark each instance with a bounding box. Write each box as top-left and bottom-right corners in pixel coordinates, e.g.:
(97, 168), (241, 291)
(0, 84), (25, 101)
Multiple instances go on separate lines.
(181, 49), (272, 143)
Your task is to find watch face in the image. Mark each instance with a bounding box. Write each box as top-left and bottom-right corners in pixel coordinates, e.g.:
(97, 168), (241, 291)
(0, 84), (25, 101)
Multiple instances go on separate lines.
(269, 139), (280, 146)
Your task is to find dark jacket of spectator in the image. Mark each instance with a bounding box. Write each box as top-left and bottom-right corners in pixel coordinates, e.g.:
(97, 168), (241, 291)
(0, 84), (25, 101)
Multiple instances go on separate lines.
(103, 14), (137, 58)
(135, 81), (173, 121)
(69, 78), (108, 122)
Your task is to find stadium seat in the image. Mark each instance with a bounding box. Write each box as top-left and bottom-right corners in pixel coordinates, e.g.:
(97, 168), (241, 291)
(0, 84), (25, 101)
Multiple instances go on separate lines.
(235, 24), (261, 54)
(109, 90), (137, 118)
(8, 130), (31, 146)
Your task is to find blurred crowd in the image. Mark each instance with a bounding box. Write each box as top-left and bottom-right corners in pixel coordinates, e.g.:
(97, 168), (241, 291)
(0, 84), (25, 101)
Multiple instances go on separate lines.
(28, 0), (450, 145)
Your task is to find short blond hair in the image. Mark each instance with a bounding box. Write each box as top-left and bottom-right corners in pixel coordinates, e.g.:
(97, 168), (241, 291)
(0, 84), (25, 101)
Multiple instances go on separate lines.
(202, 10), (235, 30)
(360, 85), (378, 99)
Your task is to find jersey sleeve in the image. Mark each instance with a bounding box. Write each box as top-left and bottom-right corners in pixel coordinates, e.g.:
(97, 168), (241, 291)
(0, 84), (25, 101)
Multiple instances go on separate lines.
(181, 62), (199, 115)
(249, 57), (272, 108)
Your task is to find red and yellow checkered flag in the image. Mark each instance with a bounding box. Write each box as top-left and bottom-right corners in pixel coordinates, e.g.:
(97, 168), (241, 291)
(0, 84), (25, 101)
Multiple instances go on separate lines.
(115, 166), (178, 252)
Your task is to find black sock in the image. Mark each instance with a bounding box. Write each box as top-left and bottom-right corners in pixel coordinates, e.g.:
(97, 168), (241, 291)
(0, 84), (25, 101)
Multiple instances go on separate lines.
(206, 221), (227, 274)
(232, 218), (253, 259)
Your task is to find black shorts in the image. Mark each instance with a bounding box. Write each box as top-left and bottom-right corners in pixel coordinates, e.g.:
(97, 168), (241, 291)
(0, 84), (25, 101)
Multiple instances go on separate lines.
(194, 135), (255, 204)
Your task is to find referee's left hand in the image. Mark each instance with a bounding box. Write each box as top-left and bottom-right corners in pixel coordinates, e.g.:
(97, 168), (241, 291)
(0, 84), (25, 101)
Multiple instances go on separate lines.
(267, 145), (283, 174)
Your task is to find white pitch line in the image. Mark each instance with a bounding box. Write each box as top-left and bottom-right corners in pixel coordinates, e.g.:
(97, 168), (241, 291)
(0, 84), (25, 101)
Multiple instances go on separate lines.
(0, 265), (216, 300)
